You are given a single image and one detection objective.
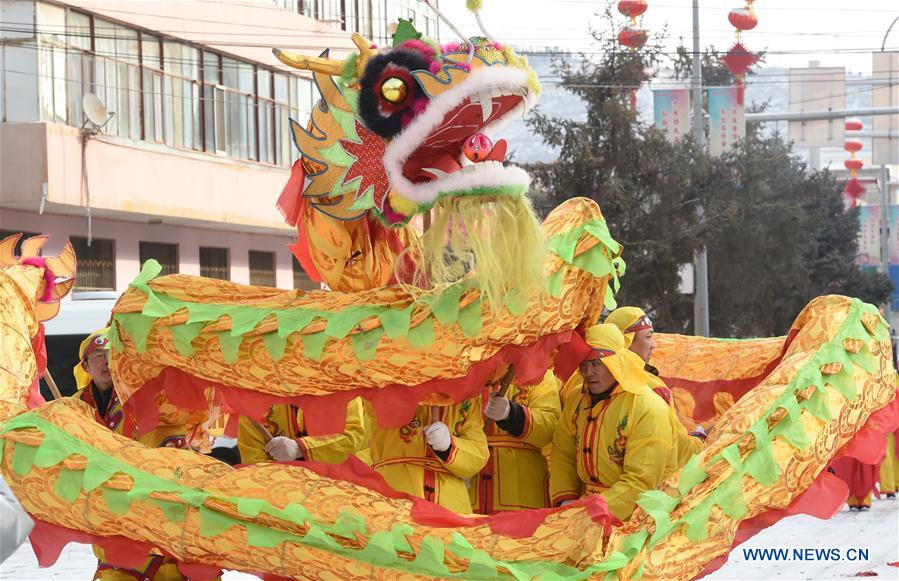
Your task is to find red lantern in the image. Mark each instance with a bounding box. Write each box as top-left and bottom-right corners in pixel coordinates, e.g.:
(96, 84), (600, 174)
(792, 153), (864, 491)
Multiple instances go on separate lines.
(845, 118), (864, 132)
(618, 0), (648, 18)
(617, 0), (649, 111)
(844, 139), (864, 154)
(618, 28), (648, 49)
(728, 8), (758, 31)
(844, 158), (864, 171)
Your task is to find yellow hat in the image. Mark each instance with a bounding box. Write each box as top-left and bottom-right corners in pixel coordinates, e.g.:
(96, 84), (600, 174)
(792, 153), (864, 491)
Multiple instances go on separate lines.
(584, 324), (664, 394)
(605, 306), (653, 348)
(73, 328), (109, 390)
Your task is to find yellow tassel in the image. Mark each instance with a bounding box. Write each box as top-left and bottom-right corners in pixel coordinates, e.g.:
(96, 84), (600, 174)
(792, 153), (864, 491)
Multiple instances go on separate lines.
(466, 0), (484, 13)
(389, 194), (418, 217)
(403, 195), (546, 310)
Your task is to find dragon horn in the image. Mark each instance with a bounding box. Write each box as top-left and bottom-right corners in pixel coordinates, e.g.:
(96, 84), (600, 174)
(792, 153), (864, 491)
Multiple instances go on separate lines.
(272, 48), (345, 76)
(352, 33), (375, 75)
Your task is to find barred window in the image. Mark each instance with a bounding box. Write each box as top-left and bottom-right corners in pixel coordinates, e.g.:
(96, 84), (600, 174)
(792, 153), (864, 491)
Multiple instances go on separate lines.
(54, 9), (306, 167)
(200, 247), (230, 280)
(140, 241), (178, 275)
(70, 236), (116, 291)
(249, 250), (276, 287)
(293, 258), (320, 291)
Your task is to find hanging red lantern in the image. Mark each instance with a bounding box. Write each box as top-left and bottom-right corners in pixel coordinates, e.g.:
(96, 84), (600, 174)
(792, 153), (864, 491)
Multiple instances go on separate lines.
(721, 2), (759, 106)
(618, 28), (649, 49)
(844, 139), (864, 154)
(616, 0), (649, 111)
(618, 0), (648, 18)
(844, 158), (864, 171)
(728, 8), (758, 31)
(843, 126), (866, 206)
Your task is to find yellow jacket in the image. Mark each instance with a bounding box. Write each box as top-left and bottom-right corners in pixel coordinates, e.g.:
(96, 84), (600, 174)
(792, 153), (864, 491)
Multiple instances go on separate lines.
(562, 370), (702, 469)
(550, 383), (677, 521)
(74, 385), (190, 580)
(368, 397), (488, 514)
(237, 399), (365, 465)
(470, 371), (561, 513)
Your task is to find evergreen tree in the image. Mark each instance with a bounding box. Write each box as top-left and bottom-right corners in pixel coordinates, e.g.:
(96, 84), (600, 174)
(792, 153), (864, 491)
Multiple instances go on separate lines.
(526, 11), (891, 336)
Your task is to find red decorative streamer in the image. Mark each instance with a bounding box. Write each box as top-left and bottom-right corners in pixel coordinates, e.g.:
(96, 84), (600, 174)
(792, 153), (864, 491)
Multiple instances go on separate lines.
(843, 120), (866, 206)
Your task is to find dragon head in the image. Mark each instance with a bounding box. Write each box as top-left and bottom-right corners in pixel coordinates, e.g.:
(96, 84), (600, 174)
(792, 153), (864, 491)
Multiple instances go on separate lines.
(276, 21), (546, 303)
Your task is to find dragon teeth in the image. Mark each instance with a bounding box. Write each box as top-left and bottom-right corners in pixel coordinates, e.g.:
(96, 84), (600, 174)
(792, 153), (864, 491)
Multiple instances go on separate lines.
(478, 90), (494, 122)
(421, 167), (450, 179)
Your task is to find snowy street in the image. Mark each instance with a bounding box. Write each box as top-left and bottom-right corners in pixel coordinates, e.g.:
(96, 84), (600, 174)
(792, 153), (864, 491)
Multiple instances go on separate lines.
(2, 498), (896, 580)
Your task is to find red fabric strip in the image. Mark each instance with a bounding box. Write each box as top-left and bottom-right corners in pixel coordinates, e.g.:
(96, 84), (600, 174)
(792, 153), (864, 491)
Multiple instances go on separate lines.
(661, 329), (798, 424)
(126, 329), (580, 437)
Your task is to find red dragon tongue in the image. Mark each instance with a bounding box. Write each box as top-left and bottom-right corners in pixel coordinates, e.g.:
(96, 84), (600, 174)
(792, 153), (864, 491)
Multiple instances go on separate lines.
(485, 139), (507, 163)
(418, 153), (463, 181)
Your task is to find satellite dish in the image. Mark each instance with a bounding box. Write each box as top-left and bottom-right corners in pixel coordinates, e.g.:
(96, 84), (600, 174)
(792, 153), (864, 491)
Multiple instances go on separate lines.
(82, 93), (112, 129)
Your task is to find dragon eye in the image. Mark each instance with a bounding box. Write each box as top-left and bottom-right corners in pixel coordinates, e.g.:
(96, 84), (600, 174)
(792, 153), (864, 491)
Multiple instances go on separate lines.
(380, 77), (408, 104)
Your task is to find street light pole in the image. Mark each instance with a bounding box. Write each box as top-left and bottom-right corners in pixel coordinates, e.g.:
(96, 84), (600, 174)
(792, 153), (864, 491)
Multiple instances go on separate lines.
(692, 0), (710, 336)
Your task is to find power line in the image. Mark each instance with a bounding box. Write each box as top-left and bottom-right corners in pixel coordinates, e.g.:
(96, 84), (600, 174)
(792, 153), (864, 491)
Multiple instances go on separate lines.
(5, 40), (895, 100)
(5, 25), (897, 58)
(3, 19), (889, 39)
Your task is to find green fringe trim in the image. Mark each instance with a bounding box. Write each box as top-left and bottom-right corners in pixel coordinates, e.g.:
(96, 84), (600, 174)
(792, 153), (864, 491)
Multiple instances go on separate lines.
(110, 215), (623, 366)
(604, 298), (889, 578)
(0, 412), (594, 579)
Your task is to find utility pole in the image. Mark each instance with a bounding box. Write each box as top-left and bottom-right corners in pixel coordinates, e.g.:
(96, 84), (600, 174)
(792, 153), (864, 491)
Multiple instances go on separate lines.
(692, 0), (710, 336)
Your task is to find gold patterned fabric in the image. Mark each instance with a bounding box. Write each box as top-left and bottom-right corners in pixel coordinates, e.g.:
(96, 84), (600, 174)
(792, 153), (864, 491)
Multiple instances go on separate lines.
(2, 223), (897, 580)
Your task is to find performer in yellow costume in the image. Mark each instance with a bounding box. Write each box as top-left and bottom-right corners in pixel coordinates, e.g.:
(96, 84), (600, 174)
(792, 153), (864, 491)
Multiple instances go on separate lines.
(605, 306), (706, 466)
(550, 324), (677, 521)
(879, 433), (897, 497)
(368, 398), (487, 514)
(469, 371), (561, 513)
(73, 330), (189, 581)
(237, 399), (365, 464)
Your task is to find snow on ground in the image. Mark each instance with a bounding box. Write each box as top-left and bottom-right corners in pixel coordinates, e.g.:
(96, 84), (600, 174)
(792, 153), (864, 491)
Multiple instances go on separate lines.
(1, 499), (897, 580)
(707, 497), (899, 580)
(0, 542), (256, 580)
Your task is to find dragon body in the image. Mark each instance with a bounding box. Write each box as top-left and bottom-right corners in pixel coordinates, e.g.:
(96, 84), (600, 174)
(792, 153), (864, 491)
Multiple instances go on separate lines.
(1, 16), (897, 581)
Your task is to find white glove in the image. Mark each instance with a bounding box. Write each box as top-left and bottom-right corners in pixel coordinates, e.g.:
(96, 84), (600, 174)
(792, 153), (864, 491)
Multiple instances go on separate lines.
(484, 395), (511, 421)
(265, 436), (303, 461)
(423, 422), (452, 452)
(559, 500), (575, 507)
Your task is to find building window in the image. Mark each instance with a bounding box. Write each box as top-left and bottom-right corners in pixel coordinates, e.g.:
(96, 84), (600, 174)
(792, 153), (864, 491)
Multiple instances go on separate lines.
(257, 67), (275, 164)
(293, 258), (320, 291)
(249, 250), (276, 287)
(140, 241), (178, 275)
(70, 236), (116, 291)
(200, 247), (230, 280)
(141, 33), (164, 143)
(51, 9), (314, 168)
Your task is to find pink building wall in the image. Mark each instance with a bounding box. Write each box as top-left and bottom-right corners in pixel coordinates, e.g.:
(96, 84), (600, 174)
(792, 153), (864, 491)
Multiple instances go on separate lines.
(2, 122), (295, 232)
(0, 208), (297, 292)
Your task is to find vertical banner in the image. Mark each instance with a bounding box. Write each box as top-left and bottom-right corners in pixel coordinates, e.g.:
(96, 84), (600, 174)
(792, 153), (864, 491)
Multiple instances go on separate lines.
(888, 205), (899, 311)
(708, 87), (746, 157)
(653, 88), (690, 142)
(856, 205), (881, 267)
